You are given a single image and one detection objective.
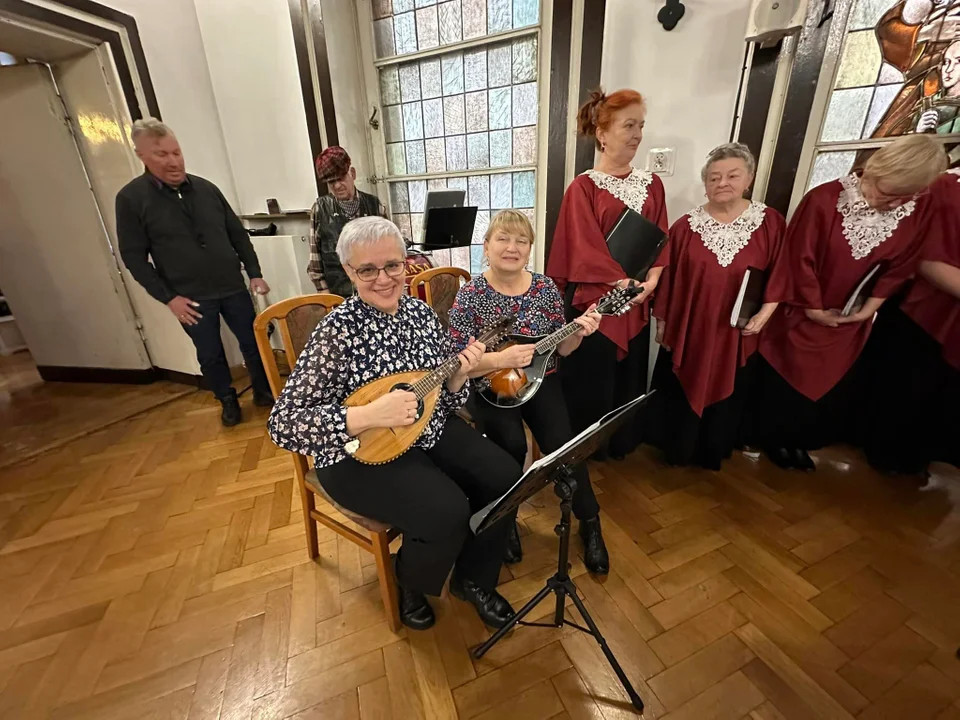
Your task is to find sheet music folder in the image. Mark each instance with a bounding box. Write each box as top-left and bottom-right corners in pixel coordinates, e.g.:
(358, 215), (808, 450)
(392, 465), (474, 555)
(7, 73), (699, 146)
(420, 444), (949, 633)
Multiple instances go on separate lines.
(842, 263), (883, 316)
(606, 208), (668, 280)
(470, 392), (653, 535)
(730, 267), (767, 329)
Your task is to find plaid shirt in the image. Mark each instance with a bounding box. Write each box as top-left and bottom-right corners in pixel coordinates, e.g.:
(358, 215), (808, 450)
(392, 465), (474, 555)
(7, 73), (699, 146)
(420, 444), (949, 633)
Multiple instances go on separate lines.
(308, 190), (386, 296)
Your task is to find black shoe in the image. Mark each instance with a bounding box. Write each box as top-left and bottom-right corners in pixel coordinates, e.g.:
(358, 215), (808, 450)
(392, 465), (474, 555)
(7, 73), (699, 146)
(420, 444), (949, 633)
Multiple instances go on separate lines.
(219, 393), (242, 427)
(394, 557), (435, 630)
(503, 522), (523, 565)
(253, 390), (275, 408)
(579, 516), (610, 575)
(766, 447), (795, 470)
(449, 575), (515, 629)
(792, 448), (816, 472)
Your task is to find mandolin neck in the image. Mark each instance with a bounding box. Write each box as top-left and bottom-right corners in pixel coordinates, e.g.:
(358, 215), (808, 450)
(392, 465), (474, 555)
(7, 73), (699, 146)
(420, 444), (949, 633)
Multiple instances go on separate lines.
(409, 356), (461, 399)
(534, 321), (582, 355)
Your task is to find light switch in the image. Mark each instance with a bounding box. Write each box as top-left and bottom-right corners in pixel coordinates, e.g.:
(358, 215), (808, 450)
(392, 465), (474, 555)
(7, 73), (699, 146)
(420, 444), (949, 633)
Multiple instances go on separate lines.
(646, 147), (676, 176)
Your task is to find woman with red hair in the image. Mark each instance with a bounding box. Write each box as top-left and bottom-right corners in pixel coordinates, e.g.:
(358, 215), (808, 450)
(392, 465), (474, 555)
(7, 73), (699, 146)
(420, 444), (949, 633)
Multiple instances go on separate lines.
(548, 88), (669, 459)
(546, 88), (668, 572)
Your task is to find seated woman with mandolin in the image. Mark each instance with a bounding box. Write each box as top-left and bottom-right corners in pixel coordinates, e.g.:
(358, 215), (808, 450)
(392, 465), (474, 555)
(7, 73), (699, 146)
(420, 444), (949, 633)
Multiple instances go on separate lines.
(448, 210), (610, 574)
(268, 216), (519, 632)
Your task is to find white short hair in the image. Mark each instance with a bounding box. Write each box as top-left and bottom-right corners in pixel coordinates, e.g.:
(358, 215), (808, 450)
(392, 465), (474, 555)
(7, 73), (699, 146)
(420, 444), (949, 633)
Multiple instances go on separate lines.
(701, 142), (756, 183)
(336, 216), (406, 265)
(131, 117), (174, 144)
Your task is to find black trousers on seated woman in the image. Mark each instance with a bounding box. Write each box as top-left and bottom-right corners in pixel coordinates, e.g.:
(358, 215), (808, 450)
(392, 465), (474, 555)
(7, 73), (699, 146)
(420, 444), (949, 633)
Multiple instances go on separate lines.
(646, 350), (754, 470)
(859, 306), (960, 474)
(319, 417), (519, 596)
(470, 374), (600, 520)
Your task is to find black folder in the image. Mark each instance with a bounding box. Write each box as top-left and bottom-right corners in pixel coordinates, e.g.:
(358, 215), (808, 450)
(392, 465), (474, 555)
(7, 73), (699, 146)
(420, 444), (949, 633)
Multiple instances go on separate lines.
(605, 207), (668, 280)
(730, 267), (767, 329)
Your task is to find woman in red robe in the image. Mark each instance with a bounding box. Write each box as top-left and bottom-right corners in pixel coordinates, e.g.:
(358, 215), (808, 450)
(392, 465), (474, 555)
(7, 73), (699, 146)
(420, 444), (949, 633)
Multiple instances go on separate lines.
(753, 134), (947, 471)
(547, 88), (669, 459)
(649, 143), (785, 470)
(861, 168), (960, 474)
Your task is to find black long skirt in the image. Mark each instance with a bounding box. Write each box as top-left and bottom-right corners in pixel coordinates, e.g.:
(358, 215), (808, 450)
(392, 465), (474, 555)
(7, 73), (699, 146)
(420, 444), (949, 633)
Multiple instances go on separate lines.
(560, 327), (650, 459)
(749, 355), (862, 451)
(859, 305), (960, 473)
(645, 349), (756, 470)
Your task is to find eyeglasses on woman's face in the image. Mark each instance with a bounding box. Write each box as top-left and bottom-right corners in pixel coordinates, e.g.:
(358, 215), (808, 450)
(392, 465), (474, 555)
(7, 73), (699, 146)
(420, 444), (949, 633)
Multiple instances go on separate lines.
(348, 260), (407, 282)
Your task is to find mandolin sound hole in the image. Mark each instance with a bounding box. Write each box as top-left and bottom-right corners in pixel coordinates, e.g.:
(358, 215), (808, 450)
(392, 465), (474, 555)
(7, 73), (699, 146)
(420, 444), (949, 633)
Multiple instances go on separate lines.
(392, 383), (424, 420)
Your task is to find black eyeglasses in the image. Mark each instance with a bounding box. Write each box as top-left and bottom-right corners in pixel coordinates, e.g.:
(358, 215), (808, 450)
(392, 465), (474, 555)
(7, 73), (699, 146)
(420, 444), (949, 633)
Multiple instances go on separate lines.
(348, 260), (406, 282)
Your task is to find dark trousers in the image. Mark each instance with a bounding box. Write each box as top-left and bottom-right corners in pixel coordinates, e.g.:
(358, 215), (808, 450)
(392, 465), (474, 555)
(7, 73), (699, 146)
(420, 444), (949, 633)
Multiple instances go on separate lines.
(319, 417), (519, 596)
(181, 291), (271, 400)
(471, 374), (600, 520)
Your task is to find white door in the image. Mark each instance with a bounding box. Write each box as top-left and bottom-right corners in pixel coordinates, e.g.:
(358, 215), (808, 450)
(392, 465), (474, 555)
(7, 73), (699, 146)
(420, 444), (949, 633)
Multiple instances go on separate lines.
(0, 63), (150, 371)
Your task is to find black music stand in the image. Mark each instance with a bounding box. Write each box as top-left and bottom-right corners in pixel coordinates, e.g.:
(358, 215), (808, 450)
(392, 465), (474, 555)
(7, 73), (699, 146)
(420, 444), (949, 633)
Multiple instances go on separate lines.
(422, 205), (477, 250)
(468, 392), (653, 713)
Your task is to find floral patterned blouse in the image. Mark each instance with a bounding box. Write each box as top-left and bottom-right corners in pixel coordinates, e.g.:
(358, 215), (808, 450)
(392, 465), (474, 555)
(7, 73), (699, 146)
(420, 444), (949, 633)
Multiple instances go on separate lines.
(448, 273), (566, 388)
(267, 294), (468, 469)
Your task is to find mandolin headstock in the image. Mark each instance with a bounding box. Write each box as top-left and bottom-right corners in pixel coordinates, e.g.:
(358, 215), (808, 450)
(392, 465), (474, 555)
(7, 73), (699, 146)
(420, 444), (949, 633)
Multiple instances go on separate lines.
(596, 285), (643, 317)
(476, 313), (516, 347)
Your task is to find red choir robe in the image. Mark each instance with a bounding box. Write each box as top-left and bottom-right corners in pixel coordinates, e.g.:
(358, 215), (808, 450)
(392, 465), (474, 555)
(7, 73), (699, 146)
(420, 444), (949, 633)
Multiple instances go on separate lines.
(760, 175), (932, 401)
(900, 171), (960, 371)
(547, 169), (669, 359)
(655, 202), (785, 416)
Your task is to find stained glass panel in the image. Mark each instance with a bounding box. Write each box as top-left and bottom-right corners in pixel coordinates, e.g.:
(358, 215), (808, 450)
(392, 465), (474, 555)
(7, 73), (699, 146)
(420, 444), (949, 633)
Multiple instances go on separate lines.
(441, 53), (464, 95)
(862, 83), (903, 137)
(848, 0), (896, 31)
(512, 37), (537, 83)
(464, 49), (487, 92)
(384, 104), (404, 143)
(409, 180), (427, 212)
(399, 65), (421, 102)
(375, 0), (541, 59)
(380, 66), (401, 105)
(443, 94), (466, 134)
(490, 129), (512, 167)
(446, 135), (467, 170)
(390, 182), (409, 213)
(490, 172), (512, 208)
(513, 171), (535, 207)
(422, 98), (445, 137)
(387, 143), (406, 174)
(468, 174), (491, 209)
(467, 132), (490, 168)
(513, 126), (536, 164)
(807, 151), (857, 191)
(420, 59), (442, 99)
(425, 138), (446, 172)
(488, 44), (512, 87)
(835, 30), (881, 89)
(489, 87), (511, 129)
(465, 91), (488, 132)
(406, 140), (426, 174)
(821, 87), (873, 142)
(512, 82), (538, 126)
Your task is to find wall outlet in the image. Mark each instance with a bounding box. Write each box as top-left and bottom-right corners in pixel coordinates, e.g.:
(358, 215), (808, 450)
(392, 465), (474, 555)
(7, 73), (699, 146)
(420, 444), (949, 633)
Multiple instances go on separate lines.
(646, 147), (676, 176)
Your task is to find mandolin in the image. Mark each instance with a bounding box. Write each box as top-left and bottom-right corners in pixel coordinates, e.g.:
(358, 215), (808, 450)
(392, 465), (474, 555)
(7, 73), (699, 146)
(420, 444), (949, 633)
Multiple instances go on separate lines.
(480, 286), (642, 409)
(342, 314), (515, 465)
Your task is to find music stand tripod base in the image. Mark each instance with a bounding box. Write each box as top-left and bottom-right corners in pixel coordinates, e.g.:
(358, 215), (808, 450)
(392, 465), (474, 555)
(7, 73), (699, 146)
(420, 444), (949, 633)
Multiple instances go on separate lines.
(468, 394), (653, 714)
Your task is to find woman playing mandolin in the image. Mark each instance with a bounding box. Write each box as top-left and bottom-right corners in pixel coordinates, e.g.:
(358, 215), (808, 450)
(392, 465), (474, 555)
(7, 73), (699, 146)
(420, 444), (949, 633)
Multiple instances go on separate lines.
(448, 211), (609, 574)
(268, 216), (520, 632)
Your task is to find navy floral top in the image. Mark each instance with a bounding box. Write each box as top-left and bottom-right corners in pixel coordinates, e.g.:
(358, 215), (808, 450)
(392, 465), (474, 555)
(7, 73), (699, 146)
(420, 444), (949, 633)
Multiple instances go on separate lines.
(267, 294), (468, 469)
(449, 273), (566, 388)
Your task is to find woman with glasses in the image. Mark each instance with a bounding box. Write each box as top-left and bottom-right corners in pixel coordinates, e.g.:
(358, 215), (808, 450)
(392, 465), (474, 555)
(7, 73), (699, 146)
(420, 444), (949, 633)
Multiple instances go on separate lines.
(547, 88), (669, 460)
(861, 167), (960, 476)
(448, 211), (606, 573)
(751, 134), (947, 471)
(268, 216), (519, 632)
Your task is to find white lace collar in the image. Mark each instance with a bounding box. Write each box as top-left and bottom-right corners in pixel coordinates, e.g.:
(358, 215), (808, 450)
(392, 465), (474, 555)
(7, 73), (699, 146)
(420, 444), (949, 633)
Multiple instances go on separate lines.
(584, 167), (653, 216)
(837, 174), (916, 260)
(687, 202), (767, 267)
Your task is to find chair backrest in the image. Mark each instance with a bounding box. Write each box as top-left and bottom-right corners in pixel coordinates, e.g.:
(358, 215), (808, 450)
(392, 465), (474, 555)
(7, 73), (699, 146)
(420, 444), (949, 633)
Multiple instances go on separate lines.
(253, 293), (345, 399)
(409, 266), (471, 328)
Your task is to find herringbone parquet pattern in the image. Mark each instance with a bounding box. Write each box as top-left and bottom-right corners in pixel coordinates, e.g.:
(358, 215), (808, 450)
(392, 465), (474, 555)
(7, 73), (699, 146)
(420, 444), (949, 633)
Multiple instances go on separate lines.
(1, 390), (959, 719)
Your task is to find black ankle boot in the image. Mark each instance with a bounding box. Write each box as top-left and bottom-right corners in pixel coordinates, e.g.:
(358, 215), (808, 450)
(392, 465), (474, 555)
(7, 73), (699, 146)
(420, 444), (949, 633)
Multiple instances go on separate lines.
(449, 575), (515, 629)
(219, 392), (242, 427)
(253, 389), (275, 408)
(579, 516), (609, 575)
(792, 448), (816, 472)
(394, 557), (434, 630)
(766, 447), (795, 470)
(503, 522), (523, 565)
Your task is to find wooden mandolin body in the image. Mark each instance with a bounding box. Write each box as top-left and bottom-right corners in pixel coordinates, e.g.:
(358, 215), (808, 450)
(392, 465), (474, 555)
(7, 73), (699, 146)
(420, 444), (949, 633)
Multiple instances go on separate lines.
(343, 371), (440, 465)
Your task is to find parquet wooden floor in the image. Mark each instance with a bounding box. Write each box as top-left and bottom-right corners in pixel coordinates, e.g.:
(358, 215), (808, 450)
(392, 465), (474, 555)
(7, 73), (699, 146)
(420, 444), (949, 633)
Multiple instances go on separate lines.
(1, 390), (959, 719)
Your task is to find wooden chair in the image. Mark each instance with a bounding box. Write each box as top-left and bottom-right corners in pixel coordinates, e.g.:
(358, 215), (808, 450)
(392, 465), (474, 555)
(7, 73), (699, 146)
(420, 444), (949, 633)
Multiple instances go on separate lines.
(253, 293), (401, 632)
(409, 266), (471, 329)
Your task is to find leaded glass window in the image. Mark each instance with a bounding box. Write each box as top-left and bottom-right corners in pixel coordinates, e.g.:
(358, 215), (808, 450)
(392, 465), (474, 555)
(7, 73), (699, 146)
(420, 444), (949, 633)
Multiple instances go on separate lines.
(370, 1), (541, 274)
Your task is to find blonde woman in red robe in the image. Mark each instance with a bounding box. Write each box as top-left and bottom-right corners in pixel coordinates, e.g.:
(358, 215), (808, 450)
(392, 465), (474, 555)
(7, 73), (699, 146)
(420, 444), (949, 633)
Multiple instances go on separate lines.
(649, 143), (785, 470)
(861, 168), (960, 475)
(753, 134), (947, 471)
(546, 88), (669, 459)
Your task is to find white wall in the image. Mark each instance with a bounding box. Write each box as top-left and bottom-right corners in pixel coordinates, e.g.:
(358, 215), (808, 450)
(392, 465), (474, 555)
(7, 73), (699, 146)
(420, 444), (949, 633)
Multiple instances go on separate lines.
(601, 0), (751, 222)
(194, 0), (318, 215)
(94, 0), (241, 209)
